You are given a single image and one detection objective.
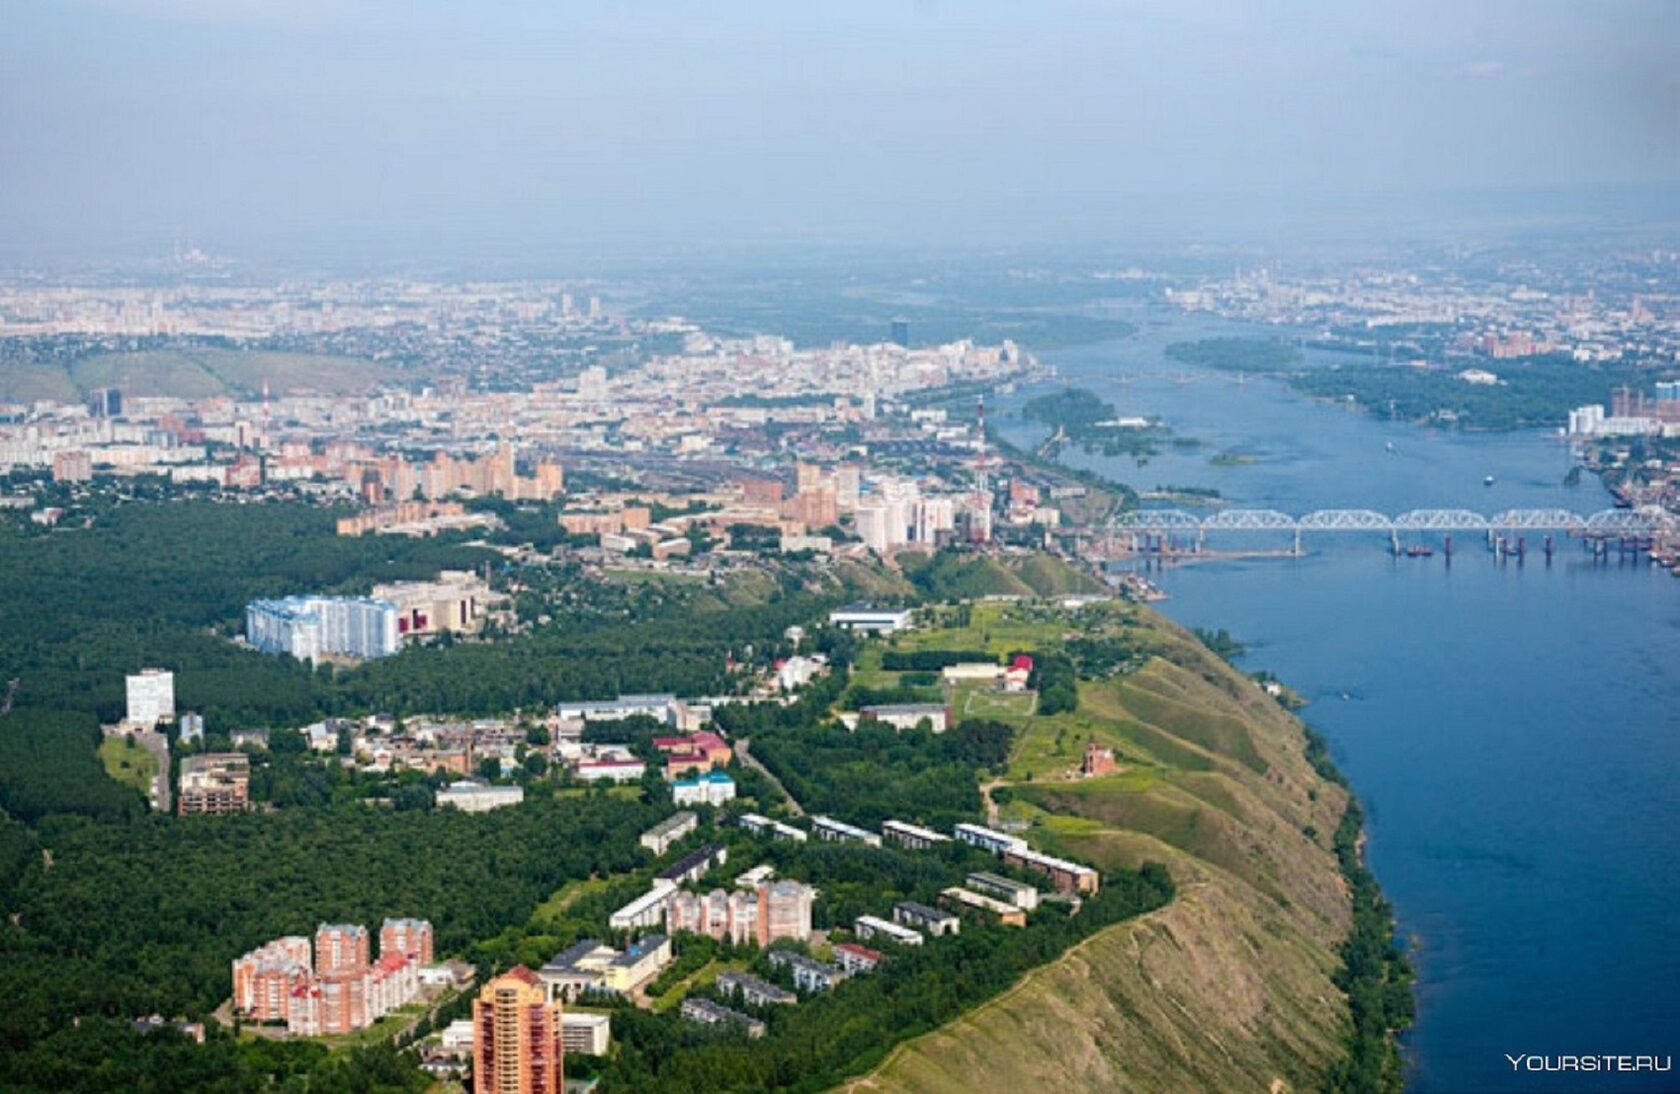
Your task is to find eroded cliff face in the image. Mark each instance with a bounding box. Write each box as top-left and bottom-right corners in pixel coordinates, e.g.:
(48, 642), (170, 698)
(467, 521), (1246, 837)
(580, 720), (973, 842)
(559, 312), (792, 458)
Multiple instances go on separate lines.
(849, 612), (1357, 1094)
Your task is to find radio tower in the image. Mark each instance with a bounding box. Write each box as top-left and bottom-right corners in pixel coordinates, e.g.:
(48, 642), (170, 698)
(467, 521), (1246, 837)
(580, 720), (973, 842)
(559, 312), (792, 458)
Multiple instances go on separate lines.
(973, 395), (993, 544)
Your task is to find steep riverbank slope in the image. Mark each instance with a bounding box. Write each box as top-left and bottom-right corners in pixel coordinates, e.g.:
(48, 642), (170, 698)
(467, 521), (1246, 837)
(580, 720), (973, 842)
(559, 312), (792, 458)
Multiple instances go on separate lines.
(847, 607), (1363, 1093)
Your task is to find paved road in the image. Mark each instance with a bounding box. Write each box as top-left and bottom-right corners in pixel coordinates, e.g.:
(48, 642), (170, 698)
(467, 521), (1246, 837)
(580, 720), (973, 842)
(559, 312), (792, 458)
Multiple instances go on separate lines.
(134, 730), (172, 813)
(735, 737), (804, 816)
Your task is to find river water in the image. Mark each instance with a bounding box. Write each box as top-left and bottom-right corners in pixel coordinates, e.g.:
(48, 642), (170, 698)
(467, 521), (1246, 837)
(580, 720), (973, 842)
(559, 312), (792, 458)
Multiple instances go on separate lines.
(997, 311), (1680, 1093)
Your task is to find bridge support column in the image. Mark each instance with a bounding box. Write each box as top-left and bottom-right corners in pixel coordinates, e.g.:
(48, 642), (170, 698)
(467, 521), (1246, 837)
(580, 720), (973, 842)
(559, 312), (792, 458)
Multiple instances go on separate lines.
(1292, 529), (1301, 556)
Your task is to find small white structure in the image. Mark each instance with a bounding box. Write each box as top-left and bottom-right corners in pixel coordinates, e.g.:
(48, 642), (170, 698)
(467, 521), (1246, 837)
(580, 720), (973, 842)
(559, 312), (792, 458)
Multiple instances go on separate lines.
(828, 605), (913, 633)
(435, 780), (524, 813)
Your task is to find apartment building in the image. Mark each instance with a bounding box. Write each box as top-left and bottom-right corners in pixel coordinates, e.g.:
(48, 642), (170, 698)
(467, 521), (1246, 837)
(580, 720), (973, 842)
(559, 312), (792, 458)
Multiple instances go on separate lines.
(177, 753), (250, 815)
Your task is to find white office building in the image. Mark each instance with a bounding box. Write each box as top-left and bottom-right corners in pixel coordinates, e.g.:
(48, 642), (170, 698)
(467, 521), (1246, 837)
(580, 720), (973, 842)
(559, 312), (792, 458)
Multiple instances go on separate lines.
(125, 669), (175, 726)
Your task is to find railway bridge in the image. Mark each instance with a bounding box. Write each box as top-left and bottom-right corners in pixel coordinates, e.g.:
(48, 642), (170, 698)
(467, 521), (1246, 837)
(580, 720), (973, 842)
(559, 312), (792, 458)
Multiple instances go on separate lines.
(1097, 506), (1676, 558)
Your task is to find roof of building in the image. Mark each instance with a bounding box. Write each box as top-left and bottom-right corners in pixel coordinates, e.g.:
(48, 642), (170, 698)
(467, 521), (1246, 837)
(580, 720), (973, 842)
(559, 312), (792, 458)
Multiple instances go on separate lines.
(656, 843), (727, 880)
(860, 703), (947, 715)
(644, 811), (698, 835)
(543, 939), (607, 972)
(833, 942), (884, 963)
(894, 899), (954, 921)
(673, 771), (735, 787)
(497, 965), (543, 988)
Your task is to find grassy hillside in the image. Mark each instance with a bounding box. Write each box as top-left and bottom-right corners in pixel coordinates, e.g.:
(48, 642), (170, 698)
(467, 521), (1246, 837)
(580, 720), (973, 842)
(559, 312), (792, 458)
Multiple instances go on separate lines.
(0, 347), (396, 403)
(900, 549), (1106, 601)
(846, 603), (1363, 1094)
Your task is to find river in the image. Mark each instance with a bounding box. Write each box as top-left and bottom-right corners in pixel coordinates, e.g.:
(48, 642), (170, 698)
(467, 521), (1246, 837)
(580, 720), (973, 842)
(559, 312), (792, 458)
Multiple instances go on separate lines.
(997, 310), (1680, 1093)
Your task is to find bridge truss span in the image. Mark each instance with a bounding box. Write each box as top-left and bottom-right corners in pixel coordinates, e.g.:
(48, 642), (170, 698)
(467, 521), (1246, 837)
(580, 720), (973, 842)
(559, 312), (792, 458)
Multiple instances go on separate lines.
(1299, 509), (1393, 532)
(1490, 508), (1585, 531)
(1202, 508), (1296, 531)
(1392, 509), (1489, 532)
(1105, 505), (1673, 538)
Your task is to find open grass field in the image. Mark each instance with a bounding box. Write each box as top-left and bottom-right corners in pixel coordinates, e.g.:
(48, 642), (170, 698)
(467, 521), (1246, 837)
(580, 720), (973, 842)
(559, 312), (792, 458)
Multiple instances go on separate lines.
(893, 601), (1066, 658)
(97, 735), (159, 794)
(528, 875), (612, 922)
(951, 682), (1035, 721)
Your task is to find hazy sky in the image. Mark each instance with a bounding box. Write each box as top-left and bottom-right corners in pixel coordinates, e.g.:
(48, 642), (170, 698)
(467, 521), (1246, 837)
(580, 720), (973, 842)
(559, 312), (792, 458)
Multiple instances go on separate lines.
(2, 0), (1676, 264)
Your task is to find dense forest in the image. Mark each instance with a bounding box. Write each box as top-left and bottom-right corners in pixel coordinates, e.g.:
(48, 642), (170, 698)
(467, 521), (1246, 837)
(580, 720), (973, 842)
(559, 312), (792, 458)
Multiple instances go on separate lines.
(0, 796), (660, 1046)
(1164, 337), (1304, 373)
(745, 718), (1016, 832)
(0, 500), (836, 729)
(1020, 386), (1193, 459)
(1287, 354), (1661, 429)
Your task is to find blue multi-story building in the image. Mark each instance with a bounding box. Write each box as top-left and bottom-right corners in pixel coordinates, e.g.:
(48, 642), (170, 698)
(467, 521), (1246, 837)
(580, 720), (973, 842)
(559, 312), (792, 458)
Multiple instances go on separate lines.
(246, 596), (400, 664)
